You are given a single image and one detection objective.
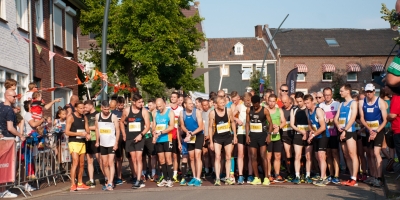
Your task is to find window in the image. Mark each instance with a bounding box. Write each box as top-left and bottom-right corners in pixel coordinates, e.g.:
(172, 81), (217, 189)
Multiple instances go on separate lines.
(35, 0), (44, 38)
(297, 73), (305, 82)
(89, 32), (97, 40)
(347, 72), (357, 81)
(256, 66), (267, 77)
(296, 88), (308, 94)
(0, 0), (6, 20)
(322, 72), (333, 81)
(33, 77), (41, 88)
(220, 65), (229, 77)
(234, 42), (244, 55)
(242, 66), (252, 80)
(53, 2), (65, 48)
(222, 88), (228, 93)
(325, 38), (339, 47)
(0, 67), (27, 102)
(65, 13), (73, 52)
(16, 0), (29, 30)
(372, 72), (381, 81)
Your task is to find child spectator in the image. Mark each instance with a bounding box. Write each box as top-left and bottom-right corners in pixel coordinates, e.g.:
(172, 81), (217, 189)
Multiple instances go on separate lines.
(4, 78), (17, 90)
(24, 82), (38, 101)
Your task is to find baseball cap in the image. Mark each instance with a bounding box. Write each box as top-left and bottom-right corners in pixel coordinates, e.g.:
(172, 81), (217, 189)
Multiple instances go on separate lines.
(365, 83), (375, 91)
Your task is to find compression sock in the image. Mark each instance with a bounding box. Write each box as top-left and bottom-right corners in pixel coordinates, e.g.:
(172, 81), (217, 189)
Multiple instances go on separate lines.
(181, 162), (188, 176)
(162, 164), (168, 180)
(168, 165), (174, 181)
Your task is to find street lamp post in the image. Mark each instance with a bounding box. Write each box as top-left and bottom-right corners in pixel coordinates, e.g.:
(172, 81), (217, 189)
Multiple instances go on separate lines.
(238, 70), (244, 94)
(101, 0), (111, 101)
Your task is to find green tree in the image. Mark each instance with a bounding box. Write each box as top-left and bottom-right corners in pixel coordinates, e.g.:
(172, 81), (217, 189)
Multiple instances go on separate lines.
(331, 69), (345, 101)
(249, 70), (270, 95)
(79, 0), (205, 97)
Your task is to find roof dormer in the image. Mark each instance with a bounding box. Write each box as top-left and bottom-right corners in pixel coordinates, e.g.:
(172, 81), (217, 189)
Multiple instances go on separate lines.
(234, 42), (244, 55)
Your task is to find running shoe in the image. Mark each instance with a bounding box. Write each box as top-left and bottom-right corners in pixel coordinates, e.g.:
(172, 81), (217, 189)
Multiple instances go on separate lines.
(115, 178), (123, 185)
(187, 178), (196, 186)
(153, 174), (159, 182)
(326, 176), (332, 184)
(250, 177), (262, 185)
(361, 174), (368, 182)
(247, 175), (254, 183)
(76, 183), (90, 190)
(229, 173), (236, 183)
(70, 185), (77, 192)
(157, 179), (167, 187)
(357, 174), (363, 181)
(292, 177), (301, 184)
(341, 179), (351, 186)
(141, 175), (147, 183)
(1, 190), (18, 198)
(286, 174), (294, 182)
(180, 178), (187, 186)
(274, 175), (285, 183)
(106, 183), (113, 191)
(156, 175), (164, 184)
(268, 176), (275, 184)
(238, 176), (245, 185)
(193, 179), (202, 187)
(305, 176), (313, 184)
(24, 183), (37, 191)
(86, 181), (96, 188)
(387, 158), (395, 171)
(322, 178), (330, 185)
(332, 177), (340, 184)
(225, 178), (235, 185)
(315, 179), (327, 187)
(363, 177), (374, 185)
(132, 180), (145, 189)
(372, 179), (382, 187)
(214, 179), (221, 186)
(311, 173), (320, 181)
(388, 169), (395, 173)
(300, 174), (305, 183)
(102, 185), (107, 191)
(346, 179), (358, 187)
(263, 177), (270, 186)
(173, 174), (179, 183)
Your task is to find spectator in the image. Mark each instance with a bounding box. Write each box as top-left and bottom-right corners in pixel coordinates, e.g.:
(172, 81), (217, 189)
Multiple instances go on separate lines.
(24, 82), (38, 101)
(4, 79), (17, 91)
(64, 95), (79, 116)
(387, 85), (400, 168)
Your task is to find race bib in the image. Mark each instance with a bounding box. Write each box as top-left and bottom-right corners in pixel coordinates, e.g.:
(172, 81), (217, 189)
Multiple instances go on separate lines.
(76, 129), (85, 139)
(90, 130), (96, 141)
(339, 118), (346, 128)
(174, 118), (179, 127)
(355, 123), (361, 131)
(366, 108), (374, 113)
(216, 123), (230, 134)
(327, 121), (335, 130)
(188, 135), (196, 144)
(250, 123), (262, 133)
(282, 122), (292, 131)
(156, 124), (167, 131)
(297, 125), (309, 131)
(366, 120), (379, 131)
(129, 122), (141, 132)
(99, 128), (112, 134)
(237, 125), (245, 135)
(311, 124), (317, 131)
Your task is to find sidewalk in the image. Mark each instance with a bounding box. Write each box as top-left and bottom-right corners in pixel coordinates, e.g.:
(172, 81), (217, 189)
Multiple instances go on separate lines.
(384, 159), (400, 199)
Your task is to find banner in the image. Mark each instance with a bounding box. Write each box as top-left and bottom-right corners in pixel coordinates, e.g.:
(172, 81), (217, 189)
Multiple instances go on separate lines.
(286, 68), (298, 95)
(0, 139), (16, 184)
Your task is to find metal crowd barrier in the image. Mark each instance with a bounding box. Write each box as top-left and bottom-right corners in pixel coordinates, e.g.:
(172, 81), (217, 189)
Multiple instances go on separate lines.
(0, 131), (72, 198)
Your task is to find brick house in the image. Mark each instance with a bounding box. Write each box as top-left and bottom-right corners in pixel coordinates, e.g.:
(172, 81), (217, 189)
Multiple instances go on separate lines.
(0, 0), (30, 102)
(32, 0), (86, 116)
(262, 25), (398, 95)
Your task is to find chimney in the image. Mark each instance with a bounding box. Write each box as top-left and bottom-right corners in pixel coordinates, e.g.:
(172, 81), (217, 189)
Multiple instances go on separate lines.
(255, 25), (262, 38)
(194, 1), (200, 8)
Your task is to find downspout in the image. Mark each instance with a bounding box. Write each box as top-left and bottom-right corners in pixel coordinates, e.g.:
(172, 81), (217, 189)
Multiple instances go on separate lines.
(28, 0), (33, 82)
(49, 0), (55, 119)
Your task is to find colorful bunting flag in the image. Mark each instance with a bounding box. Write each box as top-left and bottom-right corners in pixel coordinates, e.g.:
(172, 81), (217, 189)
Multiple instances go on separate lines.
(49, 51), (56, 61)
(35, 44), (42, 54)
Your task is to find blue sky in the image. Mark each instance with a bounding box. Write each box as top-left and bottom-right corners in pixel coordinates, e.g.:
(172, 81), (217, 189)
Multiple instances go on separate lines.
(198, 0), (396, 38)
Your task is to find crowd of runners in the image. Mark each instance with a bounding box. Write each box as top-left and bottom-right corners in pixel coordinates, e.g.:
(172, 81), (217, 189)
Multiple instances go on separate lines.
(63, 82), (398, 191)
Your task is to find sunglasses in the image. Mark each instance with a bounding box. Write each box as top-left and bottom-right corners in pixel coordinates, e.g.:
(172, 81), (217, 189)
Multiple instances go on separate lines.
(316, 97), (323, 99)
(281, 90), (288, 92)
(9, 95), (18, 98)
(365, 90), (374, 93)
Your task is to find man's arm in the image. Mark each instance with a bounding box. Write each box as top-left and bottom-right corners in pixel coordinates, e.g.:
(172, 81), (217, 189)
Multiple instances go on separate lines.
(119, 108), (129, 141)
(245, 107), (250, 137)
(142, 108), (150, 135)
(342, 101), (358, 131)
(113, 114), (120, 148)
(164, 111), (175, 134)
(193, 110), (204, 135)
(179, 111), (188, 133)
(44, 98), (62, 110)
(95, 114), (100, 145)
(334, 104), (342, 129)
(378, 99), (388, 132)
(7, 121), (24, 138)
(264, 108), (273, 133)
(313, 108), (327, 136)
(279, 108), (286, 129)
(228, 108), (237, 137)
(208, 111), (215, 142)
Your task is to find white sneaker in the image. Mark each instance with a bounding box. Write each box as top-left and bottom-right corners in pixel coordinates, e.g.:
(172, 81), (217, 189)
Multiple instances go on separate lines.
(1, 190), (18, 198)
(24, 184), (37, 192)
(157, 179), (167, 187)
(166, 180), (173, 188)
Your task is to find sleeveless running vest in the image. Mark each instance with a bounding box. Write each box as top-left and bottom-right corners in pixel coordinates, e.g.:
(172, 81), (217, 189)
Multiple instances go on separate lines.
(308, 108), (330, 138)
(184, 108), (202, 143)
(249, 106), (267, 134)
(282, 107), (293, 135)
(155, 109), (172, 143)
(169, 105), (183, 140)
(363, 97), (382, 132)
(319, 101), (339, 136)
(338, 100), (356, 132)
(294, 107), (309, 134)
(236, 102), (247, 135)
(98, 113), (116, 147)
(125, 107), (145, 140)
(269, 107), (281, 126)
(69, 113), (86, 143)
(214, 108), (230, 136)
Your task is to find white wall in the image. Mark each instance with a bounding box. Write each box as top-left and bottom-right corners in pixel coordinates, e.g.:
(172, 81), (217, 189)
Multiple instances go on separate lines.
(194, 41), (209, 93)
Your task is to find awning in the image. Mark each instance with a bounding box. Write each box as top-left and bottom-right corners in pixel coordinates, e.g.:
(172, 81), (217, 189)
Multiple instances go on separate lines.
(295, 64), (308, 73)
(346, 63), (361, 72)
(322, 64), (335, 72)
(192, 67), (218, 78)
(371, 63), (384, 72)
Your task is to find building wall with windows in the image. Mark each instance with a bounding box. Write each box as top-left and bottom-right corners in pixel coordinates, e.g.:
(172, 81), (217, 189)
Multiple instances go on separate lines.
(277, 56), (390, 94)
(0, 0), (29, 101)
(32, 0), (85, 116)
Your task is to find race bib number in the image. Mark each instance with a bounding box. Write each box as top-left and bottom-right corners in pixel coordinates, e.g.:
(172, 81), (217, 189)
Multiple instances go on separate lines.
(339, 118), (346, 128)
(174, 118), (179, 127)
(237, 125), (245, 135)
(282, 122), (292, 131)
(250, 123), (262, 133)
(156, 124), (167, 131)
(216, 123), (230, 134)
(129, 122), (141, 132)
(76, 129), (85, 139)
(297, 125), (309, 131)
(99, 128), (112, 134)
(188, 135), (196, 144)
(366, 120), (379, 131)
(366, 108), (374, 113)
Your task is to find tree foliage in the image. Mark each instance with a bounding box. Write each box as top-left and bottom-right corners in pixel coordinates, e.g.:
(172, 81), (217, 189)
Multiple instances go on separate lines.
(79, 0), (205, 97)
(332, 69), (346, 101)
(250, 70), (270, 95)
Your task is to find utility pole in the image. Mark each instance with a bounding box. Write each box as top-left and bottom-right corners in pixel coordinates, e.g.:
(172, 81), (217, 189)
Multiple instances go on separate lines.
(101, 0), (111, 101)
